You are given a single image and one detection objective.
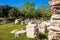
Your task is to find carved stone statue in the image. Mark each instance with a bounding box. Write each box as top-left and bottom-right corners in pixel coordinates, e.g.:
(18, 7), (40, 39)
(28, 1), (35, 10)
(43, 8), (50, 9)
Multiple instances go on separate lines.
(48, 0), (60, 40)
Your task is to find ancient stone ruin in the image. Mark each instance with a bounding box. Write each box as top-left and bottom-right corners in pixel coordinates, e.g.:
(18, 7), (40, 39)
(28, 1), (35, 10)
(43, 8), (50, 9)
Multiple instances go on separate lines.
(49, 0), (60, 40)
(26, 23), (38, 38)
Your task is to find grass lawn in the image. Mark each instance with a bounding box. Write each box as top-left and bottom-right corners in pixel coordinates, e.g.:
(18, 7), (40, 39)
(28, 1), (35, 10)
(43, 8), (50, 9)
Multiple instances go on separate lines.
(0, 23), (48, 40)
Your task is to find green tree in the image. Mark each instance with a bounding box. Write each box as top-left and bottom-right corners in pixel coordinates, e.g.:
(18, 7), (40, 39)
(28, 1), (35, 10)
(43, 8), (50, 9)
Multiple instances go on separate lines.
(45, 8), (52, 18)
(9, 7), (20, 18)
(0, 5), (12, 17)
(35, 5), (49, 18)
(20, 2), (35, 18)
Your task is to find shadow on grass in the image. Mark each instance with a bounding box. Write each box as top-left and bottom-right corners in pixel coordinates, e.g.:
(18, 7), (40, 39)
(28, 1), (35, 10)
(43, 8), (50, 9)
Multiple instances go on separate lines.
(38, 34), (48, 40)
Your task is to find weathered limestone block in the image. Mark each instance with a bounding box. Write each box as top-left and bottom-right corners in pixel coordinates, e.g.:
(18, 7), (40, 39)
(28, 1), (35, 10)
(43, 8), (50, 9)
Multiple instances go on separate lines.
(38, 22), (46, 34)
(15, 19), (22, 24)
(49, 0), (60, 6)
(49, 25), (60, 32)
(15, 30), (26, 37)
(48, 29), (60, 40)
(38, 21), (51, 33)
(51, 14), (60, 19)
(51, 14), (60, 26)
(26, 24), (38, 38)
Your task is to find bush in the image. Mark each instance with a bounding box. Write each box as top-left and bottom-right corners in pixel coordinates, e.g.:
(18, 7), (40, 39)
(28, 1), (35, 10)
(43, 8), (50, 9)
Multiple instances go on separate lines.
(0, 19), (6, 25)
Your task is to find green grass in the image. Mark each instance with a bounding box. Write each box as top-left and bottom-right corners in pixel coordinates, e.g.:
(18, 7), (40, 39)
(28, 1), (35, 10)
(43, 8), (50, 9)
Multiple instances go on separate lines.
(0, 23), (48, 40)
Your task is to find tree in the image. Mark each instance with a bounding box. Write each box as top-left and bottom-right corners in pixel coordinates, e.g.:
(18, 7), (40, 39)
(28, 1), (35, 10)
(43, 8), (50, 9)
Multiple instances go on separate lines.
(35, 5), (49, 18)
(0, 5), (12, 17)
(9, 7), (21, 18)
(20, 2), (35, 18)
(45, 8), (52, 18)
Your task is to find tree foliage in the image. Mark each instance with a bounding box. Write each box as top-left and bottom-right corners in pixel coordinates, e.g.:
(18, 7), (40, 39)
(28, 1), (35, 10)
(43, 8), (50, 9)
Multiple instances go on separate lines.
(35, 5), (49, 18)
(45, 8), (52, 17)
(9, 7), (23, 18)
(20, 2), (35, 18)
(0, 5), (12, 17)
(0, 2), (52, 19)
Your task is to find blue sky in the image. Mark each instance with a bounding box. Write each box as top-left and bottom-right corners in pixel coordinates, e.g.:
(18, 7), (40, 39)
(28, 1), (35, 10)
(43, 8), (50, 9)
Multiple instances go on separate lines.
(0, 0), (49, 9)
